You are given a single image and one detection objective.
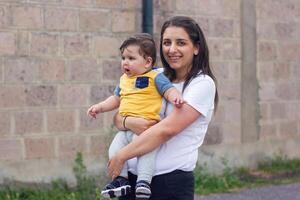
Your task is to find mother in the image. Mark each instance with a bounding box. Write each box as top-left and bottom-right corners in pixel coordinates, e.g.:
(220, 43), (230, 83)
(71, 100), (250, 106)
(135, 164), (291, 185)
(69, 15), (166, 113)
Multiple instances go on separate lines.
(109, 16), (218, 200)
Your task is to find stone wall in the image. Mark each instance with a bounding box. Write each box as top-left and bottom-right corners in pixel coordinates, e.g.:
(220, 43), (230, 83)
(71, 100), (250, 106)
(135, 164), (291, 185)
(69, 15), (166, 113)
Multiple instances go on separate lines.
(0, 0), (299, 183)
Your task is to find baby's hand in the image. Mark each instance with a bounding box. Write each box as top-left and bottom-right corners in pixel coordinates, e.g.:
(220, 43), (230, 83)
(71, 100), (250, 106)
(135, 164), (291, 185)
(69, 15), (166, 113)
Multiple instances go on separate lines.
(172, 95), (185, 108)
(87, 104), (101, 119)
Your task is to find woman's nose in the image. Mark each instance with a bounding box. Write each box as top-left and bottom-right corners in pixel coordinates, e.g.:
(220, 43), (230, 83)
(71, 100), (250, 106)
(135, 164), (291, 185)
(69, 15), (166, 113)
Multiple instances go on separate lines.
(169, 43), (177, 53)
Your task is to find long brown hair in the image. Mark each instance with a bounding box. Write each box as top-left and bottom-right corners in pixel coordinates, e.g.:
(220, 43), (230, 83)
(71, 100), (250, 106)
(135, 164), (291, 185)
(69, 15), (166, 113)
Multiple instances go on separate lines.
(160, 16), (219, 110)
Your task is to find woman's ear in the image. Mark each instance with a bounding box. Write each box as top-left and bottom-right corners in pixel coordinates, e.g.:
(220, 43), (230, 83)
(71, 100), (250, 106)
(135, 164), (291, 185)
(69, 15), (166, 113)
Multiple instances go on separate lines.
(194, 44), (200, 56)
(145, 57), (153, 69)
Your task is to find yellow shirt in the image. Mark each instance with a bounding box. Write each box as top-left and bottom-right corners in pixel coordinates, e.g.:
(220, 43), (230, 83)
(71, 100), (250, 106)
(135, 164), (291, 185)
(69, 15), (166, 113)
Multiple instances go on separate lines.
(115, 70), (173, 121)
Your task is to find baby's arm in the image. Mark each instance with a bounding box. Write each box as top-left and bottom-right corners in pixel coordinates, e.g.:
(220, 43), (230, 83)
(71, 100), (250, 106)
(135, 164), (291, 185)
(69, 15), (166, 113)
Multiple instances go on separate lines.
(87, 95), (120, 119)
(163, 87), (185, 108)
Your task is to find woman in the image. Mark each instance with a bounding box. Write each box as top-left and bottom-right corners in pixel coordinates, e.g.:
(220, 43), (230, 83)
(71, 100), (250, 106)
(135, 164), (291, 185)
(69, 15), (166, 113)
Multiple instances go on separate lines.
(109, 16), (218, 200)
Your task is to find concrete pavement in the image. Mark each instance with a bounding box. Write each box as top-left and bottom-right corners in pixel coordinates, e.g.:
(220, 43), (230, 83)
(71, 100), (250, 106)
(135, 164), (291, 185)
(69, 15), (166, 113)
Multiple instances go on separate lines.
(195, 183), (300, 200)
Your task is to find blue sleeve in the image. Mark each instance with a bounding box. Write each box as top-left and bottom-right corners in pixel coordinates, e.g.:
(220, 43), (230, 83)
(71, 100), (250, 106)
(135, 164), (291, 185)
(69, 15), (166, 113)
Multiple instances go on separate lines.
(154, 73), (174, 95)
(114, 84), (121, 96)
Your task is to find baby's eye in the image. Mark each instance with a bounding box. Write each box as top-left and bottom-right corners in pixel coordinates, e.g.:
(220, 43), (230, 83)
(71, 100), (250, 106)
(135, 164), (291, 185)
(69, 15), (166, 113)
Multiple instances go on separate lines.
(129, 56), (135, 60)
(121, 56), (125, 60)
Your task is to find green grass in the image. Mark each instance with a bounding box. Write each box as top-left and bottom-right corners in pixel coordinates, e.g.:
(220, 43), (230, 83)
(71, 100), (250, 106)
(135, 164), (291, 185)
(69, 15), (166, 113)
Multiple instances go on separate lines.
(194, 157), (300, 195)
(1, 155), (300, 199)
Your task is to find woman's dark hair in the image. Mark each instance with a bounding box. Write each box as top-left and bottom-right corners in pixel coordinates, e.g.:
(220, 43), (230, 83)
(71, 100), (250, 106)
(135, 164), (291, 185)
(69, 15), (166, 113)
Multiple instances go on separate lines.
(160, 16), (219, 110)
(120, 33), (156, 67)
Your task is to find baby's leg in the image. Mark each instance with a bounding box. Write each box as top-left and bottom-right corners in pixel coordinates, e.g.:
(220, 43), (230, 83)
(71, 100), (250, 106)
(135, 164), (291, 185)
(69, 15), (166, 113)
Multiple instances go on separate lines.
(108, 131), (132, 178)
(136, 148), (158, 183)
(102, 131), (132, 198)
(134, 134), (159, 199)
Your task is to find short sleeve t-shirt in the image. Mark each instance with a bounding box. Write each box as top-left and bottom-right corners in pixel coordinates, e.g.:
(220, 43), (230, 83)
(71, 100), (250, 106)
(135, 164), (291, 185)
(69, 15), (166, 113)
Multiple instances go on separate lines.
(127, 74), (216, 175)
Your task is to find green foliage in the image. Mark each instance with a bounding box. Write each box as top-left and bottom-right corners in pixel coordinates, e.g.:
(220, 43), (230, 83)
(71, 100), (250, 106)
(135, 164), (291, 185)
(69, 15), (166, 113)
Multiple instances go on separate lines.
(0, 152), (105, 200)
(257, 156), (300, 173)
(194, 162), (244, 195)
(194, 157), (300, 195)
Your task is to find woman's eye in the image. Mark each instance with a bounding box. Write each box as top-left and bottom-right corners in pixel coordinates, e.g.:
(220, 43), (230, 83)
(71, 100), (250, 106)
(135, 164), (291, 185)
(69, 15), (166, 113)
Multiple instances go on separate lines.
(163, 41), (171, 46)
(178, 41), (185, 46)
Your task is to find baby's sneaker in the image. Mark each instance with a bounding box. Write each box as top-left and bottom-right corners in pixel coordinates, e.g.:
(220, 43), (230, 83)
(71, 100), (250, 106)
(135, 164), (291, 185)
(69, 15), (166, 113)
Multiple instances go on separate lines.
(135, 180), (151, 200)
(101, 176), (131, 198)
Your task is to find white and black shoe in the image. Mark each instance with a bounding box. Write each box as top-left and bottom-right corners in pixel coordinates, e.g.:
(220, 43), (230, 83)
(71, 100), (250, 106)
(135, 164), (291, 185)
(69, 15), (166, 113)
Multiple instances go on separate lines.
(135, 180), (151, 200)
(101, 176), (131, 198)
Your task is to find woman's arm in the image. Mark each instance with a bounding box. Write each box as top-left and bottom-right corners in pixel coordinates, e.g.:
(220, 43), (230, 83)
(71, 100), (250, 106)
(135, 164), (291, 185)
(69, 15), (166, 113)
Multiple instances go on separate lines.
(108, 103), (201, 178)
(113, 113), (157, 135)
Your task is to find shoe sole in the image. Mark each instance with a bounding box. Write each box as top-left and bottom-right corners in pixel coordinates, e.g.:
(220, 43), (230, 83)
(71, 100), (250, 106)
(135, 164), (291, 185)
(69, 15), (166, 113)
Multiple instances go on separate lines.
(136, 187), (151, 199)
(101, 185), (131, 198)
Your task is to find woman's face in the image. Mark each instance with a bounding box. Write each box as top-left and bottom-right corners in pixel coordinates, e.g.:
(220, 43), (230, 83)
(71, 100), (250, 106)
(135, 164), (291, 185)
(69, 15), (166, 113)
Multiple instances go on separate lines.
(162, 26), (199, 75)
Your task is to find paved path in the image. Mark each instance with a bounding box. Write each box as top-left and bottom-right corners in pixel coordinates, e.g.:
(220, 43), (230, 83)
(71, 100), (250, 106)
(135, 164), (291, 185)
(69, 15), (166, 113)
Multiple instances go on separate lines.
(195, 183), (300, 200)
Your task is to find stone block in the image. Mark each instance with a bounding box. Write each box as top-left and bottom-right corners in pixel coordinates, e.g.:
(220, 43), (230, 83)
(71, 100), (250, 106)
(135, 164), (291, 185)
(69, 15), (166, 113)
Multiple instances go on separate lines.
(279, 120), (298, 139)
(122, 0), (141, 9)
(31, 33), (59, 56)
(275, 82), (297, 100)
(257, 0), (299, 22)
(102, 59), (122, 81)
(12, 6), (43, 29)
(69, 59), (99, 82)
(218, 80), (241, 101)
(58, 136), (87, 158)
(90, 84), (115, 104)
(0, 112), (10, 136)
(63, 34), (90, 56)
(259, 123), (277, 141)
(94, 36), (120, 58)
(45, 8), (77, 31)
(0, 139), (23, 160)
(259, 102), (269, 121)
(47, 110), (75, 133)
(79, 10), (110, 32)
(0, 5), (9, 28)
(278, 43), (300, 61)
(17, 31), (30, 56)
(207, 39), (222, 59)
(203, 125), (222, 145)
(95, 0), (120, 8)
(39, 59), (66, 82)
(270, 102), (287, 120)
(223, 39), (241, 59)
(208, 18), (234, 37)
(291, 62), (300, 80)
(0, 32), (16, 55)
(0, 85), (26, 108)
(14, 111), (43, 135)
(25, 85), (57, 107)
(59, 85), (87, 106)
(79, 109), (103, 132)
(258, 41), (277, 61)
(112, 11), (136, 32)
(221, 123), (241, 144)
(258, 83), (276, 101)
(63, 0), (93, 6)
(4, 57), (39, 83)
(90, 135), (108, 156)
(24, 137), (55, 159)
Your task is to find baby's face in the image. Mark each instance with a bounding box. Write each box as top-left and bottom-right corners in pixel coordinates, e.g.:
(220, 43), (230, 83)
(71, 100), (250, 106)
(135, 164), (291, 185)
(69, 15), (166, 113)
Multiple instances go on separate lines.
(121, 45), (151, 77)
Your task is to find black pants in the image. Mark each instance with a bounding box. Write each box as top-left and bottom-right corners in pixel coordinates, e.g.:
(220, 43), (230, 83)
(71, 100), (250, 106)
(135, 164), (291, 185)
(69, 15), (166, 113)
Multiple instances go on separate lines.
(119, 170), (194, 200)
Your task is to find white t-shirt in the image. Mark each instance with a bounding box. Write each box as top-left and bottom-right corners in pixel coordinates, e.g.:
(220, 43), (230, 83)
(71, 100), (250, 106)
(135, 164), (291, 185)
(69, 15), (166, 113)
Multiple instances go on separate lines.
(127, 74), (216, 175)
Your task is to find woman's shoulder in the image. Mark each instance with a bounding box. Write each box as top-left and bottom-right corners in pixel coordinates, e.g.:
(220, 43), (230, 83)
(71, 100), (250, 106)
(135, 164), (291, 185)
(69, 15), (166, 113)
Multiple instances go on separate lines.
(190, 74), (215, 87)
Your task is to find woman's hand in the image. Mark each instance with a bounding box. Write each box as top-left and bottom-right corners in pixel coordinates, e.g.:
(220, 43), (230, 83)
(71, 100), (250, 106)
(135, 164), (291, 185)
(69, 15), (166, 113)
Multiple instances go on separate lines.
(113, 113), (157, 135)
(108, 153), (125, 179)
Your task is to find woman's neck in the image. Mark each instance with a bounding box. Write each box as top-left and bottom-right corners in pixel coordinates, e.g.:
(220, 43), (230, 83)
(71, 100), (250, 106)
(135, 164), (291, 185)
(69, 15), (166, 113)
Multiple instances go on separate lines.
(173, 69), (188, 83)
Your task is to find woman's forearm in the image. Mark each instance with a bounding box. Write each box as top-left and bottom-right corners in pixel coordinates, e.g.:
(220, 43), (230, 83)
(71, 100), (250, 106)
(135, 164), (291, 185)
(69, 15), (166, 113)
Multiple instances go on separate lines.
(117, 104), (201, 162)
